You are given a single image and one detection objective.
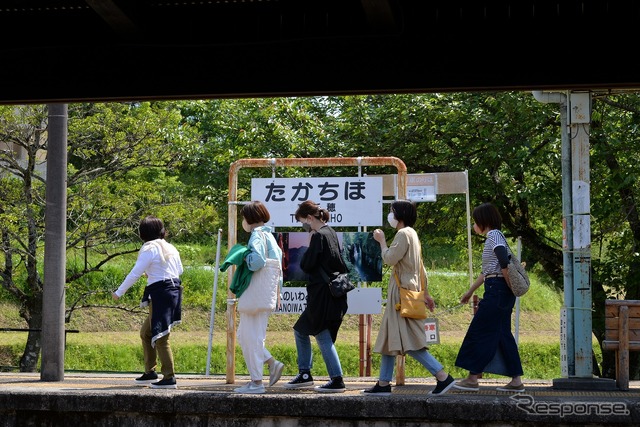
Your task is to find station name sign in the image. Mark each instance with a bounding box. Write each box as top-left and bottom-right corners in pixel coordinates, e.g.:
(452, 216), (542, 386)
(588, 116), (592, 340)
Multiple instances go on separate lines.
(251, 177), (383, 227)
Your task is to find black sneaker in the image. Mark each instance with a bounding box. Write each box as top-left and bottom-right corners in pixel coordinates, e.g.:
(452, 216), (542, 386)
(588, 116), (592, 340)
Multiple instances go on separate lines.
(430, 374), (456, 395)
(314, 376), (346, 393)
(134, 371), (158, 385)
(362, 382), (392, 396)
(283, 371), (314, 389)
(150, 376), (177, 389)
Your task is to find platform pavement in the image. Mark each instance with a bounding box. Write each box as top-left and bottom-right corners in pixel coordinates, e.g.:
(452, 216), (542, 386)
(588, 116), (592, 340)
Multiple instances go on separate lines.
(0, 372), (638, 426)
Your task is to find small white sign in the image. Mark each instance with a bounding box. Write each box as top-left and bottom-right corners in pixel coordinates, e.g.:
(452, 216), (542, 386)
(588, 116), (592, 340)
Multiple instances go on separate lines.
(251, 177), (383, 227)
(346, 288), (383, 314)
(560, 307), (568, 377)
(407, 173), (437, 202)
(275, 287), (309, 315)
(424, 318), (440, 344)
(273, 287), (383, 315)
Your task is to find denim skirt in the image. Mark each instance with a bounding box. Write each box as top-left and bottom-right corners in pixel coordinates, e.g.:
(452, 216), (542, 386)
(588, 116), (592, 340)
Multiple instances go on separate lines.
(454, 277), (524, 377)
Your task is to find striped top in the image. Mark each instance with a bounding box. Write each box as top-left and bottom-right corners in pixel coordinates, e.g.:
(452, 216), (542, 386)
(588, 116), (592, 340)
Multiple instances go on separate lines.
(482, 229), (508, 276)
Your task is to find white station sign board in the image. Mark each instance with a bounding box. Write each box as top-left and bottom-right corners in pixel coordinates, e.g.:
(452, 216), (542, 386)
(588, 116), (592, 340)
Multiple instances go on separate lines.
(275, 287), (383, 315)
(252, 176), (383, 227)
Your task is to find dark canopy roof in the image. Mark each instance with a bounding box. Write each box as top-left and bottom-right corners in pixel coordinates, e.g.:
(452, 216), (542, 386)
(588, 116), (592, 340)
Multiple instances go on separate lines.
(1, 0), (638, 104)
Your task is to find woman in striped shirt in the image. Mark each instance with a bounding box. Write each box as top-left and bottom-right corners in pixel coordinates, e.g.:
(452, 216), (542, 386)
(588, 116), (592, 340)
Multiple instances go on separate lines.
(453, 202), (525, 393)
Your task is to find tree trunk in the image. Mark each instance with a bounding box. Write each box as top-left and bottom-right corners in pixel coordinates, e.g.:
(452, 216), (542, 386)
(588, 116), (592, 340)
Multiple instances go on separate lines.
(19, 323), (42, 372)
(18, 298), (43, 372)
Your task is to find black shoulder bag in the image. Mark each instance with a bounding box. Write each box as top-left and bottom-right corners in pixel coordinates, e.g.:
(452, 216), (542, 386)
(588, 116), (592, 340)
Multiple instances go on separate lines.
(318, 259), (355, 298)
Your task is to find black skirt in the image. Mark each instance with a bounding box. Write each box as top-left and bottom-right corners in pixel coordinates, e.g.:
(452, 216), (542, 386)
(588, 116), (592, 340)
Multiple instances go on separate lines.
(454, 277), (524, 377)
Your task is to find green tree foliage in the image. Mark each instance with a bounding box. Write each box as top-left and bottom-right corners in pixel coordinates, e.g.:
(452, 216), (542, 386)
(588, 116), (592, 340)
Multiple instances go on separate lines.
(176, 98), (351, 228)
(590, 94), (640, 301)
(3, 92), (640, 380)
(587, 94), (640, 379)
(179, 93), (566, 281)
(0, 102), (212, 371)
(177, 92), (640, 379)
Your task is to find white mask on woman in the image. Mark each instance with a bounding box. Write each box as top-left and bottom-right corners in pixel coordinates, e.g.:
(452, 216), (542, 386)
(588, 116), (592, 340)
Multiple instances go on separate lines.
(387, 212), (399, 229)
(242, 218), (252, 233)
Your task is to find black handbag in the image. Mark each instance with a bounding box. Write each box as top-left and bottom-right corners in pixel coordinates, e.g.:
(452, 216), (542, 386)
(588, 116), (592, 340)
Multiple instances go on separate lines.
(319, 266), (355, 298)
(328, 272), (355, 298)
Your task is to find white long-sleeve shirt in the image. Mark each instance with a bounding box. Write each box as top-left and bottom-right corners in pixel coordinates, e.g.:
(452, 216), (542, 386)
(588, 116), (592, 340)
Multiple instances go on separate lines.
(114, 239), (183, 297)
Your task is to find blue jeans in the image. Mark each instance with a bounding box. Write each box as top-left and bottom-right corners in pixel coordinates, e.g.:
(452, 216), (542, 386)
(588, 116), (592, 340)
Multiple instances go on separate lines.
(294, 328), (343, 378)
(379, 350), (443, 383)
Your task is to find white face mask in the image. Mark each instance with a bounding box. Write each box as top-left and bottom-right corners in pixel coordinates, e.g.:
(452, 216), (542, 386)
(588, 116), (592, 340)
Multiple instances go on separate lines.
(387, 212), (399, 229)
(242, 218), (252, 233)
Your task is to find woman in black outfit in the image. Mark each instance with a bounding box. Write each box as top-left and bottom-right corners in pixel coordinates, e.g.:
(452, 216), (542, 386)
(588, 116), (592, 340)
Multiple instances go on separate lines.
(283, 200), (348, 393)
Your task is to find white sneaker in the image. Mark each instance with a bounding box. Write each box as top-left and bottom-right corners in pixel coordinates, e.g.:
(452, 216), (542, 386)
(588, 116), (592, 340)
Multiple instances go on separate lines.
(268, 361), (285, 386)
(234, 382), (266, 394)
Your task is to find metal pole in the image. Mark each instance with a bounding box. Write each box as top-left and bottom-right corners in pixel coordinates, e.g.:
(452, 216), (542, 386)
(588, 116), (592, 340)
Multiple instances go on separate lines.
(41, 104), (68, 381)
(561, 98), (575, 377)
(464, 170), (473, 287)
(226, 181), (238, 384)
(514, 237), (522, 345)
(227, 157), (407, 384)
(535, 92), (612, 390)
(569, 92), (593, 378)
(206, 228), (223, 376)
(533, 90), (574, 377)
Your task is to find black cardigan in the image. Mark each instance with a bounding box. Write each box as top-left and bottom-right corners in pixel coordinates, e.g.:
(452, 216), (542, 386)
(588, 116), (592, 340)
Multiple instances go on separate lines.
(294, 225), (348, 342)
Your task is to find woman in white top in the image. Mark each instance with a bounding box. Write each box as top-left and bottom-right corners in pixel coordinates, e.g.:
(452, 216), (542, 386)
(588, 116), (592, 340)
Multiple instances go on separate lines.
(113, 216), (183, 389)
(234, 201), (284, 394)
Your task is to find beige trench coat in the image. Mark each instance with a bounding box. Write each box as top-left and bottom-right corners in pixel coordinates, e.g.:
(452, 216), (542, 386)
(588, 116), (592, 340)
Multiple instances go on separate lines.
(373, 226), (429, 355)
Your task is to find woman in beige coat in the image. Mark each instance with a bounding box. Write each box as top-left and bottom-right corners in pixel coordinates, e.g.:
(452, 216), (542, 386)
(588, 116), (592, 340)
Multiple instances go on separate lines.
(362, 200), (456, 396)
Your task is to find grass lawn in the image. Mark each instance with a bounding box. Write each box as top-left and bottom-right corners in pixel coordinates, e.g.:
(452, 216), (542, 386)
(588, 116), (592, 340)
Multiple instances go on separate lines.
(2, 303), (589, 380)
